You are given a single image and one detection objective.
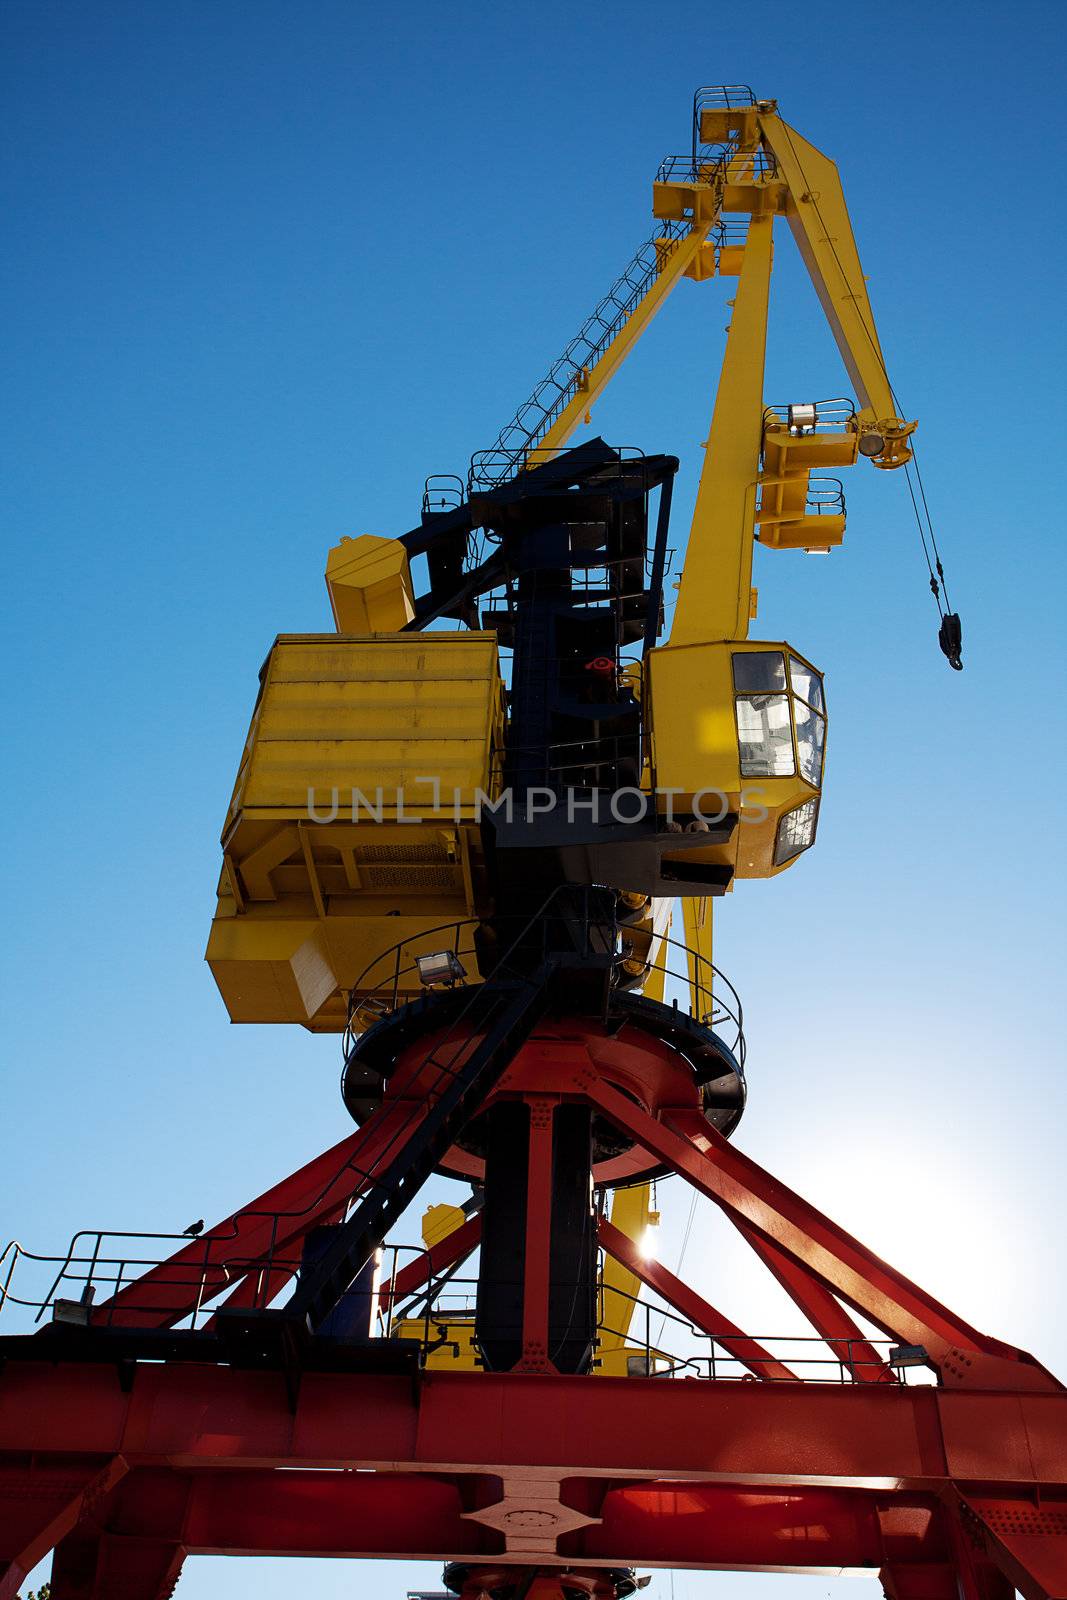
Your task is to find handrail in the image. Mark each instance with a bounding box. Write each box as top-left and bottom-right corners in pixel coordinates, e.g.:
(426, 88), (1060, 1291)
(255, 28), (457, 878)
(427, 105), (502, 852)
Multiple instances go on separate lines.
(343, 912), (745, 1066)
(469, 224), (690, 489)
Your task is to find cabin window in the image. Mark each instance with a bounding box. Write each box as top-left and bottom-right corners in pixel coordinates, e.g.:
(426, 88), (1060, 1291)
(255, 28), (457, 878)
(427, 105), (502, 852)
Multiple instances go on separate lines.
(735, 693), (795, 777)
(774, 797), (819, 865)
(732, 651), (787, 693)
(733, 648), (826, 786)
(789, 654), (826, 786)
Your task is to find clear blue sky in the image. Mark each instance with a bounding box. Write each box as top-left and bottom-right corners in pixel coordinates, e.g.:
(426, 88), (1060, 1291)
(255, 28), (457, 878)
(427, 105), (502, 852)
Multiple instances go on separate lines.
(3, 2), (1065, 1596)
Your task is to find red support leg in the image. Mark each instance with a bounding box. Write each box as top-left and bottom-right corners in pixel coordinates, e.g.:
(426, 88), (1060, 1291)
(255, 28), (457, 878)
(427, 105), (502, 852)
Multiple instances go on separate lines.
(94, 1098), (423, 1328)
(734, 1218), (897, 1383)
(51, 1532), (186, 1600)
(955, 1492), (1067, 1600)
(878, 1497), (1015, 1600)
(0, 1457), (126, 1600)
(597, 1215), (796, 1381)
(51, 1468), (191, 1600)
(516, 1096), (557, 1373)
(580, 1081), (1061, 1392)
(452, 1572), (622, 1600)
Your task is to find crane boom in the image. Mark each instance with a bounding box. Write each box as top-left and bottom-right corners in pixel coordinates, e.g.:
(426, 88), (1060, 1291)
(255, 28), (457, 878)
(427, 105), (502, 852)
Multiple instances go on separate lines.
(668, 211), (773, 647)
(758, 111), (905, 437)
(474, 95), (914, 499)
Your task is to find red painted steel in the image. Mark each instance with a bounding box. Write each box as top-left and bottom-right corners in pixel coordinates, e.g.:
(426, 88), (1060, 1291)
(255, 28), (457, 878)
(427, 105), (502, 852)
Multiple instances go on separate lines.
(958, 1494), (1067, 1600)
(3, 1366), (1064, 1488)
(581, 1086), (1061, 1393)
(597, 1215), (795, 1381)
(733, 1218), (897, 1384)
(379, 1212), (483, 1308)
(3, 1368), (1066, 1595)
(0, 1457), (127, 1600)
(94, 1098), (423, 1328)
(518, 1095), (558, 1371)
(5, 1030), (1064, 1597)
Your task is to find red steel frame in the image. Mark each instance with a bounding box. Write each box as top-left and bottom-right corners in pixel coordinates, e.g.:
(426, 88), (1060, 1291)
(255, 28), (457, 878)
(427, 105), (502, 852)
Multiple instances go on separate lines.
(2, 1036), (1065, 1600)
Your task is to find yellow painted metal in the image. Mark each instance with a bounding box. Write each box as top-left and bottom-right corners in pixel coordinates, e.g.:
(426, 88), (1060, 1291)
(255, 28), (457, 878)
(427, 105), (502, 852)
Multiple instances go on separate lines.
(422, 1203), (467, 1250)
(325, 535), (415, 632)
(392, 1202), (481, 1371)
(669, 213), (774, 648)
(617, 896), (675, 1000)
(597, 1185), (653, 1360)
(646, 638), (824, 880)
(756, 480), (846, 552)
(758, 412), (853, 550)
(207, 93), (906, 1059)
(716, 243), (746, 277)
(393, 1191), (669, 1375)
(756, 110), (916, 466)
(682, 897), (714, 1017)
(206, 632), (504, 1028)
(533, 224), (715, 463)
(394, 1316), (480, 1370)
(224, 633), (502, 822)
(699, 105), (760, 148)
(681, 240), (718, 282)
(642, 898), (673, 1003)
(652, 183), (721, 227)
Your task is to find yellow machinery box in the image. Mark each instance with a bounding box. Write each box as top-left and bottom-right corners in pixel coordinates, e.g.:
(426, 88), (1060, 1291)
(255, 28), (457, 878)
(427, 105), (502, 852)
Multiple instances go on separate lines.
(207, 632), (505, 1030)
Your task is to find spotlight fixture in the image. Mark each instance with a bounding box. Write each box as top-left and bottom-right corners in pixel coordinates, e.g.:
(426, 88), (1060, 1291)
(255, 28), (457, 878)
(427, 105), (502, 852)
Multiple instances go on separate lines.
(788, 401), (818, 432)
(415, 950), (467, 988)
(888, 1342), (930, 1369)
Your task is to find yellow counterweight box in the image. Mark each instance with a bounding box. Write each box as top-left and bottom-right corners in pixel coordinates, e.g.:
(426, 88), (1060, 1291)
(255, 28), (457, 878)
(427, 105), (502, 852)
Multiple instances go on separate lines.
(207, 632), (505, 1029)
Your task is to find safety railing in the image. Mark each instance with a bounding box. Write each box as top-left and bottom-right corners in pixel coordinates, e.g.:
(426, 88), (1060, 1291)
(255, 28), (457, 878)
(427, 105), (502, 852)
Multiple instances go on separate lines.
(693, 83), (757, 127)
(469, 442), (658, 497)
(692, 86), (759, 165)
(4, 897), (573, 1332)
(1, 882), (744, 1338)
(716, 217), (749, 248)
(472, 553), (676, 644)
(469, 223), (690, 490)
(500, 729), (643, 793)
(1, 1232), (936, 1387)
(469, 526), (672, 617)
(342, 902), (745, 1066)
(0, 1233), (307, 1333)
(422, 473), (465, 514)
(1, 1231), (935, 1387)
(763, 398), (856, 434)
(376, 1263), (936, 1386)
(655, 146), (777, 188)
(804, 475), (846, 515)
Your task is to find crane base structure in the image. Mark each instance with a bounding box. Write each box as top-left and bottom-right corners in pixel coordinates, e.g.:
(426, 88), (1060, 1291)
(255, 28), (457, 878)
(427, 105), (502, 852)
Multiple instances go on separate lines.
(2, 1012), (1065, 1600)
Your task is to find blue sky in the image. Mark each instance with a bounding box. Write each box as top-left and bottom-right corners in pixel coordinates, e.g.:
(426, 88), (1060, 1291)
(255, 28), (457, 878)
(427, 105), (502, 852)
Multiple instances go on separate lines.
(2, 2), (1065, 1596)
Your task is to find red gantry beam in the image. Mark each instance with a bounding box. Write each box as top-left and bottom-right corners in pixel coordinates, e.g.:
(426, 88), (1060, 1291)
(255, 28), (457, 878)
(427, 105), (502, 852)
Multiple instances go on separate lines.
(42, 1471), (958, 1567)
(3, 1365), (1065, 1490)
(2, 1366), (1066, 1598)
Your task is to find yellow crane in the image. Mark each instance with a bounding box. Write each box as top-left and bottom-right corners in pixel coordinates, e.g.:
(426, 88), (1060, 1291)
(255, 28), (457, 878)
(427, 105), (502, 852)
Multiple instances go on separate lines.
(205, 84), (956, 1372)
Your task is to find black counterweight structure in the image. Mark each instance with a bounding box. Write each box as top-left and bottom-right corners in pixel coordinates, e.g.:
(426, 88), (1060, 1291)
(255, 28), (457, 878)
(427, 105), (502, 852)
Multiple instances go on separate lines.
(402, 441), (735, 905)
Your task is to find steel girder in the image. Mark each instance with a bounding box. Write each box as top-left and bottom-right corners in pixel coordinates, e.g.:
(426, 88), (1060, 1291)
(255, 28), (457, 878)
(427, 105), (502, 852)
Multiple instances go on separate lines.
(0, 1363), (1062, 1600)
(3, 1042), (1065, 1599)
(1, 1367), (1065, 1596)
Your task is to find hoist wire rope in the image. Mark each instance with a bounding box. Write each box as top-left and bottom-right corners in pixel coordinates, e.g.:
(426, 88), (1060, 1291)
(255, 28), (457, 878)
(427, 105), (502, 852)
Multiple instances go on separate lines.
(771, 117), (957, 625)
